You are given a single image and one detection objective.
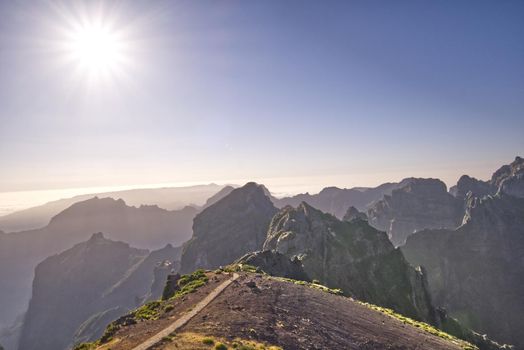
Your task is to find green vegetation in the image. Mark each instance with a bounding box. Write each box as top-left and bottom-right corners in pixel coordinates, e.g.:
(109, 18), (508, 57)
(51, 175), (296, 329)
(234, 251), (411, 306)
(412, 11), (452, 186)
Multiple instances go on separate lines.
(162, 335), (174, 342)
(203, 337), (215, 345)
(133, 301), (163, 321)
(215, 343), (228, 350)
(270, 276), (343, 295)
(72, 343), (96, 350)
(222, 264), (261, 274)
(79, 269), (212, 348)
(358, 302), (477, 350)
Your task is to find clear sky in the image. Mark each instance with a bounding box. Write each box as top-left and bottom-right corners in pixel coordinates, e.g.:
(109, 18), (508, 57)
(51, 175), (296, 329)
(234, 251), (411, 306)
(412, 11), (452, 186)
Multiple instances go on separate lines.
(0, 0), (523, 195)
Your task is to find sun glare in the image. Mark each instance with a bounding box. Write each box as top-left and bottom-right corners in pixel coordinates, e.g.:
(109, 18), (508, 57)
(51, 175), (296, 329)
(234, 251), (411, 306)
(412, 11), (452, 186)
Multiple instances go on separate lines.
(69, 25), (122, 72)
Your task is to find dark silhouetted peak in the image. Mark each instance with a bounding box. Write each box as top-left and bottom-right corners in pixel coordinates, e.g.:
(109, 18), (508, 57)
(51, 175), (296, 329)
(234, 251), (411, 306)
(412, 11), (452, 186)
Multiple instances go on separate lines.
(343, 206), (367, 222)
(180, 182), (278, 273)
(88, 232), (105, 242)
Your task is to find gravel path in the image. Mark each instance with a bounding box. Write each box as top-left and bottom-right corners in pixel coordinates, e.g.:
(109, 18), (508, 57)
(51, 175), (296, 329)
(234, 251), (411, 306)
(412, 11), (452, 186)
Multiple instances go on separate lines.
(130, 273), (239, 350)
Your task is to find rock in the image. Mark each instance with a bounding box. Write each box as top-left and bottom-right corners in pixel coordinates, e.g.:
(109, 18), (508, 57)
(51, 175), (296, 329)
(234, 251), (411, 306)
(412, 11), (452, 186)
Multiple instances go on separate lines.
(449, 175), (493, 200)
(236, 250), (309, 281)
(263, 202), (436, 323)
(367, 178), (463, 246)
(342, 206), (367, 222)
(180, 182), (278, 273)
(273, 180), (413, 218)
(402, 194), (524, 349)
(491, 156), (524, 198)
(161, 273), (181, 300)
(0, 196), (195, 330)
(17, 235), (181, 350)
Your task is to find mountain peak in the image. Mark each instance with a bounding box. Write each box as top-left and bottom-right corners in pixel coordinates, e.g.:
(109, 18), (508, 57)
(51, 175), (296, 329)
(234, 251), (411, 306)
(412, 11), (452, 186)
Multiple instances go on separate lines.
(88, 232), (105, 241)
(180, 181), (278, 273)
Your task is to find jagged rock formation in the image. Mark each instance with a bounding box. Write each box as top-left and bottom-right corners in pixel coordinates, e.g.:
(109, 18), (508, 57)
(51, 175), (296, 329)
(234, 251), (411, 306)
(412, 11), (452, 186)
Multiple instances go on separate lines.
(402, 194), (524, 349)
(343, 206), (367, 222)
(274, 180), (412, 218)
(263, 202), (435, 322)
(449, 175), (493, 200)
(491, 156), (524, 198)
(180, 182), (278, 273)
(367, 178), (463, 246)
(18, 234), (181, 350)
(236, 250), (309, 281)
(0, 197), (194, 330)
(450, 156), (524, 200)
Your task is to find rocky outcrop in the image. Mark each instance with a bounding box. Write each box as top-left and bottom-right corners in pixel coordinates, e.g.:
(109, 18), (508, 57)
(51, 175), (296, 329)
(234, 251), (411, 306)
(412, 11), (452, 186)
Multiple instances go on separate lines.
(274, 180), (412, 218)
(18, 234), (181, 350)
(367, 178), (463, 246)
(263, 202), (435, 323)
(342, 206), (367, 222)
(491, 156), (524, 198)
(450, 156), (524, 200)
(236, 250), (309, 281)
(449, 175), (493, 200)
(402, 194), (524, 349)
(180, 182), (278, 273)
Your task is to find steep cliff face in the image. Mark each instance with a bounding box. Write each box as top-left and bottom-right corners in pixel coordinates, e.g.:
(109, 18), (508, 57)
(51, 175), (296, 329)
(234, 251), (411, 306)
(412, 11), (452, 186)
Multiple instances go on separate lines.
(449, 157), (524, 200)
(263, 202), (435, 323)
(367, 178), (463, 246)
(180, 183), (278, 273)
(449, 175), (493, 200)
(491, 156), (524, 198)
(402, 194), (524, 349)
(0, 197), (195, 330)
(18, 234), (181, 350)
(343, 206), (368, 222)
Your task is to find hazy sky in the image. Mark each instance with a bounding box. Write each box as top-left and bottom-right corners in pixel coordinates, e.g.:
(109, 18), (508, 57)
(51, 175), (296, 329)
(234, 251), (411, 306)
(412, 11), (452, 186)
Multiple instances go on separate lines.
(1, 0), (523, 194)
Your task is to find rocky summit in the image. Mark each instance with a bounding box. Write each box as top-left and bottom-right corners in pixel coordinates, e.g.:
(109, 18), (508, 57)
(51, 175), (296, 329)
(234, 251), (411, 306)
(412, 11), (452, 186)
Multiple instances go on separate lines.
(263, 202), (435, 323)
(367, 178), (463, 246)
(235, 250), (309, 281)
(17, 233), (181, 350)
(343, 206), (368, 222)
(179, 182), (278, 273)
(402, 194), (524, 349)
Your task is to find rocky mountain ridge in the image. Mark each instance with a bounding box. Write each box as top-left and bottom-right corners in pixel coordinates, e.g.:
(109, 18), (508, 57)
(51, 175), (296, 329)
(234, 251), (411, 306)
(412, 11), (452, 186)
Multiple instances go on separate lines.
(18, 233), (181, 350)
(402, 193), (524, 349)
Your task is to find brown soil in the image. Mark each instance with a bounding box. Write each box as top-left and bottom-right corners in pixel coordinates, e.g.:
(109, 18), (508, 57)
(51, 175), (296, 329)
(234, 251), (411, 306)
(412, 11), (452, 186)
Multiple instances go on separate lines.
(100, 272), (469, 350)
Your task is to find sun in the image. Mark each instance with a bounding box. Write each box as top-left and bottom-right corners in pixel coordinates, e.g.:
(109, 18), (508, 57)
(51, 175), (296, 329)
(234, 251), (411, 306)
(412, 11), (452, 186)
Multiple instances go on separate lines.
(66, 22), (126, 76)
(69, 25), (122, 71)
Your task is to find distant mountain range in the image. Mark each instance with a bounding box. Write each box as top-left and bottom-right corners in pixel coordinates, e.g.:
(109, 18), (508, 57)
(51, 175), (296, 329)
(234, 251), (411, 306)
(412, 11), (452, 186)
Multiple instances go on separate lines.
(1, 157), (523, 350)
(0, 184), (228, 232)
(0, 197), (196, 334)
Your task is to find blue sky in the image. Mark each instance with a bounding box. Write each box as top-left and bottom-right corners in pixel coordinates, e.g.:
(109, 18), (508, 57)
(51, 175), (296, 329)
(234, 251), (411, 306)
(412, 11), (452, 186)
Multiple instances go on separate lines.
(0, 0), (523, 194)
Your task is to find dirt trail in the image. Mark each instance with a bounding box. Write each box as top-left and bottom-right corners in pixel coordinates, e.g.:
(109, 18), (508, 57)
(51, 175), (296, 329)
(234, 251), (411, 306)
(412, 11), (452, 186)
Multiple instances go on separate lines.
(130, 273), (239, 350)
